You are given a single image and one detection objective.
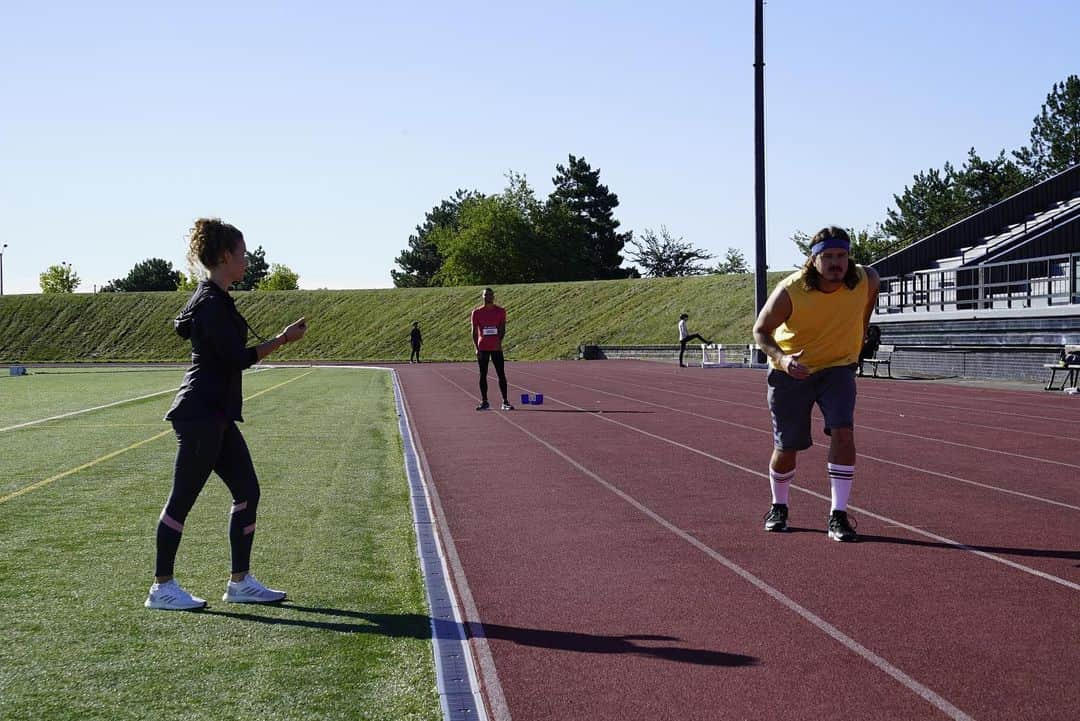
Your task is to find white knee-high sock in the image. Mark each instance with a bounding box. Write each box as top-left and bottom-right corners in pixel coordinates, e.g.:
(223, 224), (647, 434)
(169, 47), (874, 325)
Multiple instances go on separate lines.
(828, 463), (855, 511)
(769, 468), (795, 505)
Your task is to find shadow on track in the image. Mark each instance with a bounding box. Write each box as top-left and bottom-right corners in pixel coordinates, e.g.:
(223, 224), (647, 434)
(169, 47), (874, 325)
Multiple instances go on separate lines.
(764, 528), (1079, 561)
(202, 605), (758, 667)
(518, 409), (653, 414)
(857, 533), (1080, 561)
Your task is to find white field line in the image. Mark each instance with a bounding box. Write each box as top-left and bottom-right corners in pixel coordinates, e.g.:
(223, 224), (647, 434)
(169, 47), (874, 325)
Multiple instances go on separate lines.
(435, 372), (975, 721)
(514, 369), (1080, 511)
(506, 369), (1080, 587)
(0, 365), (279, 434)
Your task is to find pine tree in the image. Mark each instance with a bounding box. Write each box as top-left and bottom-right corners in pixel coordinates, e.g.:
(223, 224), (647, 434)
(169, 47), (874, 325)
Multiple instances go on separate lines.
(550, 155), (634, 279)
(392, 189), (479, 287)
(1014, 75), (1080, 181)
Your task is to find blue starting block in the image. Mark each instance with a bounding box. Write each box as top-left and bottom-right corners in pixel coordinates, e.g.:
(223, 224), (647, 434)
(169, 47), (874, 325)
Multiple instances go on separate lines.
(519, 393), (544, 405)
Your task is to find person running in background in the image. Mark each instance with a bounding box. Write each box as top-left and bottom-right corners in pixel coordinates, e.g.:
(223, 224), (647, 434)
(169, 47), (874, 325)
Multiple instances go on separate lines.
(409, 321), (422, 363)
(752, 226), (879, 542)
(471, 287), (513, 411)
(678, 313), (712, 367)
(146, 217), (308, 611)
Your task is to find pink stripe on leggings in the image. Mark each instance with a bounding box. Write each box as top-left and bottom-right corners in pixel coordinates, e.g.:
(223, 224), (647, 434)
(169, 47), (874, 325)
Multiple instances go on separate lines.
(159, 511), (184, 533)
(231, 501), (248, 514)
(243, 523), (256, 535)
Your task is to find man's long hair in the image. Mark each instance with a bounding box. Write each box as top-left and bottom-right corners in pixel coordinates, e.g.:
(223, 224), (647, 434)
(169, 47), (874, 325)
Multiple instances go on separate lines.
(801, 226), (861, 291)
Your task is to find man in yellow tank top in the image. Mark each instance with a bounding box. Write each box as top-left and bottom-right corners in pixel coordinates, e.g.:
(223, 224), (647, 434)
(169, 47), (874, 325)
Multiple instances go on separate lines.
(752, 227), (880, 541)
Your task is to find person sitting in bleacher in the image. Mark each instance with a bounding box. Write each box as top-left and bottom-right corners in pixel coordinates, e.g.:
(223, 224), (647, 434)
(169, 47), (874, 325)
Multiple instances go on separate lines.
(857, 325), (881, 377)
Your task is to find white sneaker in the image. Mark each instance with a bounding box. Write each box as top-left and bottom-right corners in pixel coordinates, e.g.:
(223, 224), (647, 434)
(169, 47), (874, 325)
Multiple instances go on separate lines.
(223, 574), (286, 603)
(144, 579), (208, 611)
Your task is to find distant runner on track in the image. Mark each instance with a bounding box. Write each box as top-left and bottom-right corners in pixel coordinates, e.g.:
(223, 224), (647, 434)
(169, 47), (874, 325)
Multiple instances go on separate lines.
(752, 226), (879, 542)
(471, 287), (513, 411)
(146, 217), (308, 611)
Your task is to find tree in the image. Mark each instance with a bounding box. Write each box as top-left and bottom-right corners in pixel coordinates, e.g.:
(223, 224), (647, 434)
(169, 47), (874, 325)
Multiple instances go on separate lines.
(39, 263), (80, 293)
(1014, 75), (1080, 181)
(791, 226), (897, 266)
(954, 147), (1029, 210)
(255, 264), (300, 290)
(550, 154), (634, 279)
(433, 185), (536, 286)
(626, 226), (713, 277)
(235, 246), (270, 290)
(101, 258), (182, 292)
(714, 247), (749, 274)
(882, 147), (1033, 248)
(881, 164), (964, 246)
(177, 272), (199, 291)
(392, 189), (480, 287)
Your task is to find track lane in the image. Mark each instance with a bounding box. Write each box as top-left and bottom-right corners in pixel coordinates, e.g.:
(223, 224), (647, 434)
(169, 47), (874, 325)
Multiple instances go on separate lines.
(398, 362), (1080, 721)
(513, 364), (1080, 510)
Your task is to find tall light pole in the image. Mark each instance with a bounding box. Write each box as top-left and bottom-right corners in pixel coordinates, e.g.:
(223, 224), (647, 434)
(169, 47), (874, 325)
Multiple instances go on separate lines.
(753, 0), (768, 363)
(0, 243), (7, 296)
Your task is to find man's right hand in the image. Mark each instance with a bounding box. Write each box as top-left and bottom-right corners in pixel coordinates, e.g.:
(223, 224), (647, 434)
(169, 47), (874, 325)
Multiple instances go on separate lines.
(781, 349), (809, 379)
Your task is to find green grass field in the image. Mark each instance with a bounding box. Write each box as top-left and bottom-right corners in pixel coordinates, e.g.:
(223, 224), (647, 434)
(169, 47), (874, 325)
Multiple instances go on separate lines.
(0, 367), (440, 721)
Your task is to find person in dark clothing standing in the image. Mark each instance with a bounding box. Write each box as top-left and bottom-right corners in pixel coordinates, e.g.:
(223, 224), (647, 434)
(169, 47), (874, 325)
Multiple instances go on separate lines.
(145, 218), (308, 611)
(409, 321), (422, 363)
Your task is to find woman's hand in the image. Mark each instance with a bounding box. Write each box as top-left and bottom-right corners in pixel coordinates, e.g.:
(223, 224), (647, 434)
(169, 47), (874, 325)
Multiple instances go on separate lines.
(281, 317), (308, 344)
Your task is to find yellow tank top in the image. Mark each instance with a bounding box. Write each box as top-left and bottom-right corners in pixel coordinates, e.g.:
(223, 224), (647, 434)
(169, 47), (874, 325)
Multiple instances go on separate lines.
(769, 267), (868, 374)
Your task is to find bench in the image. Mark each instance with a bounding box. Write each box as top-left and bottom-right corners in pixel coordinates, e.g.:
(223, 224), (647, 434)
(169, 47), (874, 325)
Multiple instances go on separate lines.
(1044, 344), (1080, 391)
(860, 344), (894, 378)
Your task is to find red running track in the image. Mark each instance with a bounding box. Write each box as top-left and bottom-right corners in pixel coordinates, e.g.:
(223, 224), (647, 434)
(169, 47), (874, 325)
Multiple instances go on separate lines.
(397, 360), (1080, 721)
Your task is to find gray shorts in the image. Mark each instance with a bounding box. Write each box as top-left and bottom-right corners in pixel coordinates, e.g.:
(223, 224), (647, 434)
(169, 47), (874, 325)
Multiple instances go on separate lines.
(767, 364), (857, 451)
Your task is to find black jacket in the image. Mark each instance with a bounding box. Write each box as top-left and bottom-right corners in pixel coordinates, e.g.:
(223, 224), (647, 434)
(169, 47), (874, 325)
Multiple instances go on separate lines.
(165, 281), (259, 422)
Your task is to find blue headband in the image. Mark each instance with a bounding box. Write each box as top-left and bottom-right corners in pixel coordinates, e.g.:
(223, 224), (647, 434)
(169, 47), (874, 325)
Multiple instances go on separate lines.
(810, 237), (850, 255)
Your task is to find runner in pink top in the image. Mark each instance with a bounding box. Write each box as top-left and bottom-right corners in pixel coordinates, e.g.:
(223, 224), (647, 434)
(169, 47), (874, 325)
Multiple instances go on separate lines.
(471, 287), (513, 410)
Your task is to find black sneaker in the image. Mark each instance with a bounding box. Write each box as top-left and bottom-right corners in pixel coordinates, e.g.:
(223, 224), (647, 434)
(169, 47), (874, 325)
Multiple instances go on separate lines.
(763, 503), (788, 532)
(500, 401), (514, 411)
(827, 510), (858, 542)
(475, 401), (490, 411)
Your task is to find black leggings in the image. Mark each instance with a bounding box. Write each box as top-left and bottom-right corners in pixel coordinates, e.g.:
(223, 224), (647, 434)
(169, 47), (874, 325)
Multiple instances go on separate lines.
(410, 343), (421, 362)
(477, 350), (508, 402)
(680, 334), (707, 365)
(155, 419), (261, 577)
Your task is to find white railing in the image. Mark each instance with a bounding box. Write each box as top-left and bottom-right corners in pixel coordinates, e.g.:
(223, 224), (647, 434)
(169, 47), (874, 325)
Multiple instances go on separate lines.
(877, 253), (1080, 313)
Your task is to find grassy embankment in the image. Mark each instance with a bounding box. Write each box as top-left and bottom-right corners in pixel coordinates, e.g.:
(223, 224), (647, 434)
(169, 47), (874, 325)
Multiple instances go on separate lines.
(0, 273), (787, 363)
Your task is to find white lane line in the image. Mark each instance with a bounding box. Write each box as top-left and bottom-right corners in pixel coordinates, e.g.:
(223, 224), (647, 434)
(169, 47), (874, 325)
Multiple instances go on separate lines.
(436, 371), (974, 721)
(391, 370), (492, 721)
(515, 369), (1080, 511)
(588, 365), (1080, 444)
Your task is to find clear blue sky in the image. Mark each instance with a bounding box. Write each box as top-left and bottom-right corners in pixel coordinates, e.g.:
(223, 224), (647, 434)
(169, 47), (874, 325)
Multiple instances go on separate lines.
(1, 1), (1076, 294)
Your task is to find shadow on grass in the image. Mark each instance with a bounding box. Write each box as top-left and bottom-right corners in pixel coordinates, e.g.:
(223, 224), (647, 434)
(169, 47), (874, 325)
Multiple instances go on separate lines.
(203, 605), (758, 667)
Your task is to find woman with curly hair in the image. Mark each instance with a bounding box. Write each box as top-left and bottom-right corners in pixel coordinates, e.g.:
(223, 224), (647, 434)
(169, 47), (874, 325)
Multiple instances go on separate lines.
(145, 218), (308, 611)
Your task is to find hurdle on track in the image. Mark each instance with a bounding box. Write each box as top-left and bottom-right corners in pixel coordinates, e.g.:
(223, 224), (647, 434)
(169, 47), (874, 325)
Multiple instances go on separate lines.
(700, 343), (756, 368)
